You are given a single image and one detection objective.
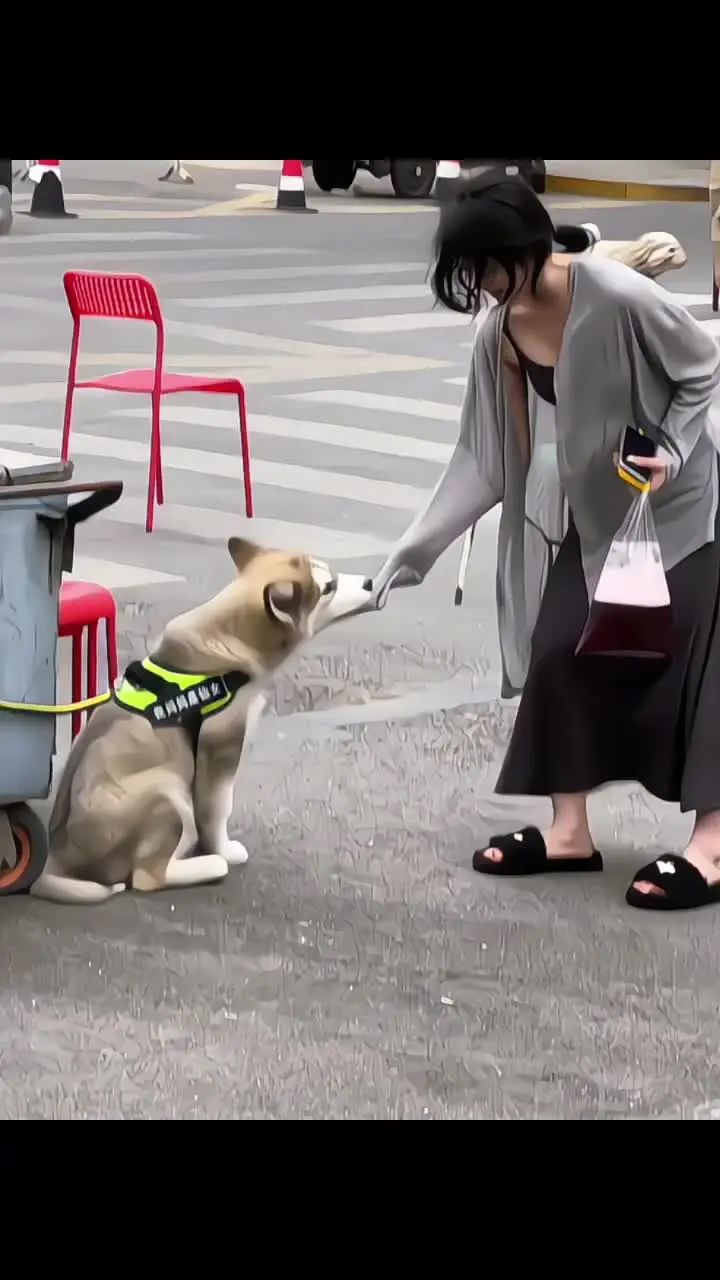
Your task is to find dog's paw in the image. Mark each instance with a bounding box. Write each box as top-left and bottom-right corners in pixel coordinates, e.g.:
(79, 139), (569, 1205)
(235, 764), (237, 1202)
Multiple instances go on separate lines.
(219, 839), (249, 867)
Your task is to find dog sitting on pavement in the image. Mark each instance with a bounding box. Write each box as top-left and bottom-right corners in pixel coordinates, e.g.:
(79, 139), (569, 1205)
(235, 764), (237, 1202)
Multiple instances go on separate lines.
(31, 538), (372, 905)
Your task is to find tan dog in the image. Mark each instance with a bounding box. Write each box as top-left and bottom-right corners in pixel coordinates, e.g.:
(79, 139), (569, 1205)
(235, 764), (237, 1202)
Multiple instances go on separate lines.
(584, 227), (688, 278)
(32, 538), (372, 905)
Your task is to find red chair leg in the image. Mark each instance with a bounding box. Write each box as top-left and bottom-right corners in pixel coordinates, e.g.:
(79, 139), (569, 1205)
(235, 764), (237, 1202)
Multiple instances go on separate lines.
(106, 610), (119, 687)
(238, 389), (254, 518)
(71, 630), (83, 742)
(86, 622), (98, 723)
(146, 392), (165, 532)
(62, 325), (80, 461)
(152, 391), (164, 507)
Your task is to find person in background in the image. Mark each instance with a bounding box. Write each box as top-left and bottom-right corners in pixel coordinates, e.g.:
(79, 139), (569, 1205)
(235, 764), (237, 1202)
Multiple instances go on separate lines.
(369, 174), (720, 912)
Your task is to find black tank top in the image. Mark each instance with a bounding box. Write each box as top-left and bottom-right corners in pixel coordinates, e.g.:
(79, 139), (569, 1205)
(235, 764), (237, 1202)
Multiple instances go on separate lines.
(504, 320), (556, 407)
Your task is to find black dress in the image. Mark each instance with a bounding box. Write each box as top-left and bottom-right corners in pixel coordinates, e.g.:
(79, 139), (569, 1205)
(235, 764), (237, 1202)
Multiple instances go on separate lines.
(496, 329), (720, 815)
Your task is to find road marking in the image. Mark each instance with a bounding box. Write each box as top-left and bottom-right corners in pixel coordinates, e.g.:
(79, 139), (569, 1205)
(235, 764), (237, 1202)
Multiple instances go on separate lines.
(194, 191), (276, 217)
(662, 292), (714, 307)
(289, 389), (460, 422)
(153, 261), (427, 286)
(102, 502), (392, 560)
(2, 229), (201, 245)
(0, 246), (319, 268)
(444, 376), (467, 387)
(0, 350), (450, 399)
(314, 311), (471, 334)
(174, 284), (431, 310)
(0, 423), (433, 510)
(185, 159), (283, 172)
(38, 208), (209, 222)
(118, 406), (455, 463)
(0, 381), (75, 403)
(0, 446), (396, 561)
(69, 557), (184, 589)
(0, 448), (59, 470)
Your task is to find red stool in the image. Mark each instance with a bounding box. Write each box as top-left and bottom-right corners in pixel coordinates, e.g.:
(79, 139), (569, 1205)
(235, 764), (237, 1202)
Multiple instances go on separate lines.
(59, 581), (119, 741)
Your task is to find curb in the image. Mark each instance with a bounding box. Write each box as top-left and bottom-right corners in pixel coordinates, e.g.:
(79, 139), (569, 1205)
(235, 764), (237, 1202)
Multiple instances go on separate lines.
(546, 174), (708, 204)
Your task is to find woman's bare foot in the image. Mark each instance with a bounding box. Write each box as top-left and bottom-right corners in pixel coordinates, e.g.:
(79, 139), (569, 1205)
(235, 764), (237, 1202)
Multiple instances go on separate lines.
(482, 826), (595, 866)
(632, 846), (720, 899)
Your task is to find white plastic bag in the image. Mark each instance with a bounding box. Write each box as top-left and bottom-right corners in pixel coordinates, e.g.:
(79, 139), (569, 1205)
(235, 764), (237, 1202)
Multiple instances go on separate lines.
(577, 490), (673, 661)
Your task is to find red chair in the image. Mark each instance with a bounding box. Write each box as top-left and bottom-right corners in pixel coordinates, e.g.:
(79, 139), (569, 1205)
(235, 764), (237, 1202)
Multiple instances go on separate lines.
(59, 581), (119, 742)
(61, 271), (254, 533)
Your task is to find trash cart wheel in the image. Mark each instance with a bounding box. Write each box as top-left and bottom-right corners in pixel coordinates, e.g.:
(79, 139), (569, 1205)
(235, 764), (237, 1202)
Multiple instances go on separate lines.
(0, 804), (49, 896)
(390, 158), (437, 199)
(312, 159), (357, 192)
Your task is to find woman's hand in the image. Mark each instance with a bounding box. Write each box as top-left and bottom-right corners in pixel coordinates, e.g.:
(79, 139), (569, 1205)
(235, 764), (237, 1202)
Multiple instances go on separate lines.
(627, 455), (668, 493)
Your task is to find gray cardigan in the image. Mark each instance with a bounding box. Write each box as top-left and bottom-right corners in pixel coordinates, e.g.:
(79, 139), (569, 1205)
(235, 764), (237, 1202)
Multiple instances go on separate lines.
(374, 256), (720, 698)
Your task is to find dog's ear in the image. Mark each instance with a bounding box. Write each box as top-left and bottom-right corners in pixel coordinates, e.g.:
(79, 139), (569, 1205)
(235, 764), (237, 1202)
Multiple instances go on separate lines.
(264, 581), (303, 631)
(228, 537), (262, 574)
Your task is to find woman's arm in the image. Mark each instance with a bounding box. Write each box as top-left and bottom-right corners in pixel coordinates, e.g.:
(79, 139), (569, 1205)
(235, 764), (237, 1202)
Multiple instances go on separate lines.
(630, 288), (720, 479)
(373, 333), (504, 600)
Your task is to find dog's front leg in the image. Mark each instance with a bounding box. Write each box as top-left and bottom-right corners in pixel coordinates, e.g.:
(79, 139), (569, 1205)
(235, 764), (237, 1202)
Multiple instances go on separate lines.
(193, 693), (265, 866)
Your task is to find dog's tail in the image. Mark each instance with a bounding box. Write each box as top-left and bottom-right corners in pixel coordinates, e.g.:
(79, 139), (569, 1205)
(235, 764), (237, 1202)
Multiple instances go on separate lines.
(30, 874), (126, 905)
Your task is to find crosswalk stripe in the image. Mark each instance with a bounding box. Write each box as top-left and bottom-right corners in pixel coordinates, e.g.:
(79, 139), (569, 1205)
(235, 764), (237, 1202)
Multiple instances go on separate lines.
(103, 501), (392, 560)
(0, 445), (393, 562)
(289, 389), (460, 421)
(0, 230), (202, 245)
(444, 376), (467, 387)
(117, 406), (454, 463)
(313, 312), (471, 334)
(174, 284), (431, 310)
(69, 557), (184, 590)
(662, 292), (714, 308)
(0, 423), (433, 511)
(0, 246), (320, 270)
(157, 261), (427, 286)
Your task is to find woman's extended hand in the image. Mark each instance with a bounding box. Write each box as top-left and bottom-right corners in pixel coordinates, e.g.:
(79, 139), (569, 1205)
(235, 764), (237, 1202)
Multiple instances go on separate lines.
(627, 455), (668, 493)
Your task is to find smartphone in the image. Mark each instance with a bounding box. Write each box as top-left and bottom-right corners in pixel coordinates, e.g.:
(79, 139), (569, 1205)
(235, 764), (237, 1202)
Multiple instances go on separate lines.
(618, 425), (656, 491)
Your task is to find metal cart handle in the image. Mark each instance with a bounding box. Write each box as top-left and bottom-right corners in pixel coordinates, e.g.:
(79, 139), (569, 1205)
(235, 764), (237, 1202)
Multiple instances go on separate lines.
(0, 480), (124, 518)
(0, 481), (125, 577)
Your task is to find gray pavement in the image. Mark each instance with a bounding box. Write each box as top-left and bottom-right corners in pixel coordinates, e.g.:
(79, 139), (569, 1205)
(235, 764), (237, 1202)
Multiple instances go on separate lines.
(1, 168), (719, 1120)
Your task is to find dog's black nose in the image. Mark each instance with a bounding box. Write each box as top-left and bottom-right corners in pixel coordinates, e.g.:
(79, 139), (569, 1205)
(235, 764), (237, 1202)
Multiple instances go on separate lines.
(363, 578), (373, 592)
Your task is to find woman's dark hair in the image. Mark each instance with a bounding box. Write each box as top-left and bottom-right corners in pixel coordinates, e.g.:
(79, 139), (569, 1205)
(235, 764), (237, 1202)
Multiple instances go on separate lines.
(431, 172), (595, 313)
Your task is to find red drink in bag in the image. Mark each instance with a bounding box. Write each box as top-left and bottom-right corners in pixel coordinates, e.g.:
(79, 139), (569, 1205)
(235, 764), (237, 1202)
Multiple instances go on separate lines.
(576, 493), (674, 662)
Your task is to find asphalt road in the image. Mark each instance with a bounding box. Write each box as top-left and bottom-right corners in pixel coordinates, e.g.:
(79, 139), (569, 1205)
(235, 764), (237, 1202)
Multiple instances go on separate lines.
(0, 167), (719, 1120)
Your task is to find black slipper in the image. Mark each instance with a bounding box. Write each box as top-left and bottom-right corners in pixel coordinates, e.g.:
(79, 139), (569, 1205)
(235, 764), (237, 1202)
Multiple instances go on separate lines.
(626, 853), (720, 912)
(472, 826), (604, 877)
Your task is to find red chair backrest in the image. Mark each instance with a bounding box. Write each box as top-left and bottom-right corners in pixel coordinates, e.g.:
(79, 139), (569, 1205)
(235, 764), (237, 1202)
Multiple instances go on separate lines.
(63, 271), (163, 326)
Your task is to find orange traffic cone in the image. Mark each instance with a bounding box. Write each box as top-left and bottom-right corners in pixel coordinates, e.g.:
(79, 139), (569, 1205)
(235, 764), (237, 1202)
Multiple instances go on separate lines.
(27, 161), (77, 219)
(275, 160), (316, 214)
(435, 160), (462, 201)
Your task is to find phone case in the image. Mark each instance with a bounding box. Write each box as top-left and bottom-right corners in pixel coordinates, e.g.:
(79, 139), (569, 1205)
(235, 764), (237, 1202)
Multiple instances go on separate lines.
(618, 428), (652, 493)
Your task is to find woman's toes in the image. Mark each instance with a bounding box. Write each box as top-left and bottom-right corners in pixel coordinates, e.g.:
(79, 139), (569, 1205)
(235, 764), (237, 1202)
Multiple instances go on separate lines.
(483, 847), (504, 864)
(632, 880), (666, 897)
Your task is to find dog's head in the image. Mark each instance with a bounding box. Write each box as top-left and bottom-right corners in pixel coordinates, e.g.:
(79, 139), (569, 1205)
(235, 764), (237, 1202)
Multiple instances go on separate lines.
(162, 539), (373, 678)
(593, 231), (687, 279)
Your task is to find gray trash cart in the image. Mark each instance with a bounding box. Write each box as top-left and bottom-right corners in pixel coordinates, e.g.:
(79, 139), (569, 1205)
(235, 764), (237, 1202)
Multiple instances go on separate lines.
(0, 460), (123, 895)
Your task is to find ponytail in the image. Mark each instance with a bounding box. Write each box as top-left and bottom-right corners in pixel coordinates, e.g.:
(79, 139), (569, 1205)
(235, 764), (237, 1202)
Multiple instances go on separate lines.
(553, 222), (600, 254)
